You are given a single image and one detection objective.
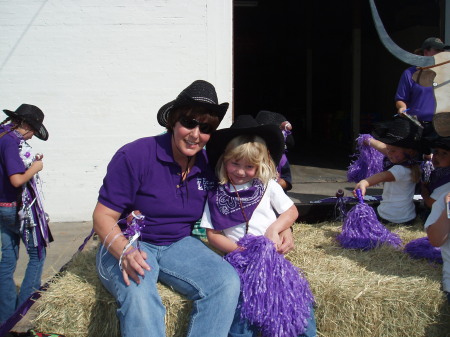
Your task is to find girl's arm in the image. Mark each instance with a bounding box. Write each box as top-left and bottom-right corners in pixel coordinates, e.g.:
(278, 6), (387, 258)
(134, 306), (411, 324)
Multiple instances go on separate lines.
(421, 182), (436, 208)
(365, 137), (388, 156)
(264, 204), (298, 249)
(427, 193), (450, 247)
(9, 160), (43, 187)
(206, 228), (239, 254)
(354, 171), (395, 196)
(93, 202), (150, 286)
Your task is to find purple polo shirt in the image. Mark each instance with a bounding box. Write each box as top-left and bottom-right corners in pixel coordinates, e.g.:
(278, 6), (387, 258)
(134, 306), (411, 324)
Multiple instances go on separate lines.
(98, 132), (216, 245)
(395, 66), (436, 122)
(0, 126), (25, 202)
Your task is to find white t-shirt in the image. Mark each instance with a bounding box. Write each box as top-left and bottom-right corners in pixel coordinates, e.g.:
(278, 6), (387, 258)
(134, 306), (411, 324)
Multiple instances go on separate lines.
(377, 165), (416, 223)
(424, 190), (450, 292)
(431, 182), (450, 202)
(200, 179), (293, 243)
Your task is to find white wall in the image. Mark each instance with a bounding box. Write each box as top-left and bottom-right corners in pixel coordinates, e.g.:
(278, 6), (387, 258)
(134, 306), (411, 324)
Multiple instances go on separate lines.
(0, 0), (233, 221)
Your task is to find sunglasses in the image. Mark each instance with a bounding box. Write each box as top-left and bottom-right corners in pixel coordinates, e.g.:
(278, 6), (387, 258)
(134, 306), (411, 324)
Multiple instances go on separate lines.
(179, 118), (214, 134)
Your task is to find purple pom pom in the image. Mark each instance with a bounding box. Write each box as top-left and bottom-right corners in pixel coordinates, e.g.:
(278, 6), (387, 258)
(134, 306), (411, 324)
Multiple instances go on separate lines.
(337, 202), (402, 251)
(347, 134), (384, 183)
(404, 237), (442, 264)
(225, 235), (314, 337)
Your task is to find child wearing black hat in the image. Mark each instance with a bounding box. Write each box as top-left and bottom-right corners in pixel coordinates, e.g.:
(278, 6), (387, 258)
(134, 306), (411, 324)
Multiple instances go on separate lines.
(421, 135), (450, 213)
(0, 104), (51, 324)
(353, 117), (422, 225)
(200, 115), (316, 337)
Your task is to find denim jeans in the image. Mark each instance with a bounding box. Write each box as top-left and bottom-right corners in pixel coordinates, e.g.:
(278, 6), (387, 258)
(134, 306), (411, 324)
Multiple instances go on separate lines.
(229, 302), (317, 337)
(0, 206), (46, 323)
(96, 236), (240, 337)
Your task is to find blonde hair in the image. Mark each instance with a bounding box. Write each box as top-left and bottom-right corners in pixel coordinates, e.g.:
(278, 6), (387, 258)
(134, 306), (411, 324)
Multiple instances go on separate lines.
(216, 134), (277, 185)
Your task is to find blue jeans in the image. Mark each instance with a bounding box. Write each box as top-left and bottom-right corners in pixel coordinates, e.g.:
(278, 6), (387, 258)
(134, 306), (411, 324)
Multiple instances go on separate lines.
(96, 236), (240, 337)
(0, 206), (46, 323)
(229, 302), (317, 337)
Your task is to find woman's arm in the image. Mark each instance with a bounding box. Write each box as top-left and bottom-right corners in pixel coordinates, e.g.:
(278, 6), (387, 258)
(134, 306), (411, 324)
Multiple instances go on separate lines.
(206, 228), (239, 254)
(354, 171), (395, 196)
(93, 202), (150, 286)
(265, 204), (298, 250)
(9, 160), (43, 187)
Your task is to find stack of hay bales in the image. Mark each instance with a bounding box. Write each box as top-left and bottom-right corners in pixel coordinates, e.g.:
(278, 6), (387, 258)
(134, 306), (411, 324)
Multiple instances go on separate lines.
(33, 222), (450, 337)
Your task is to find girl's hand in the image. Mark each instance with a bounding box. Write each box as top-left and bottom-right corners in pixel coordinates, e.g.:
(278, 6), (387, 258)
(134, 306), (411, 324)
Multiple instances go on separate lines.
(120, 248), (151, 286)
(353, 180), (368, 197)
(31, 160), (43, 173)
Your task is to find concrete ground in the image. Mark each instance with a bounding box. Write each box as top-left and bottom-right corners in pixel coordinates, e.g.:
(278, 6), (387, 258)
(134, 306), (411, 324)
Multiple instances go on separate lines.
(9, 145), (385, 333)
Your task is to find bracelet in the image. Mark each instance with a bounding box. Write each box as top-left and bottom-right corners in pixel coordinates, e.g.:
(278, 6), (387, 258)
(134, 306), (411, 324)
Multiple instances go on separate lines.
(118, 241), (134, 272)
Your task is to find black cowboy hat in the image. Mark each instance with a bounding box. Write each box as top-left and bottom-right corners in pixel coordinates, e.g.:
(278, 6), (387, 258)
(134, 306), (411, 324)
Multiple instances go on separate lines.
(255, 110), (288, 126)
(422, 128), (450, 151)
(206, 114), (285, 170)
(157, 80), (229, 128)
(371, 116), (422, 151)
(3, 104), (49, 140)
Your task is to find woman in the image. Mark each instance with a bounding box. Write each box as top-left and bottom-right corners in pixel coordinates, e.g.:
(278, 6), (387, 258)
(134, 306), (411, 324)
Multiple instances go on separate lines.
(0, 103), (50, 324)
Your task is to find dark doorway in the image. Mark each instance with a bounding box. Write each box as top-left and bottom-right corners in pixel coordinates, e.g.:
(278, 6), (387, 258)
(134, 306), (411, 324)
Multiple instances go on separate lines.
(233, 0), (441, 166)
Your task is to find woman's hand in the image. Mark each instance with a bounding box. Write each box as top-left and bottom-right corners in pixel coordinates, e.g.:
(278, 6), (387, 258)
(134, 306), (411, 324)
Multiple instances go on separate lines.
(120, 248), (151, 286)
(265, 227), (282, 249)
(277, 227), (294, 254)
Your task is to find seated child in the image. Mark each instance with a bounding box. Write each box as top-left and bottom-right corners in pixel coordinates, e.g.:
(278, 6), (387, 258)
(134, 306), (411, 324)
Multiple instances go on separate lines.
(421, 135), (450, 209)
(255, 110), (294, 191)
(354, 117), (422, 225)
(425, 190), (450, 303)
(201, 115), (316, 337)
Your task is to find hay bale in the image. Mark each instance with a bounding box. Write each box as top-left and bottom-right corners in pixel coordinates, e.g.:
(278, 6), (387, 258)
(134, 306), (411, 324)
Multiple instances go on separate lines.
(33, 223), (450, 337)
(290, 222), (450, 337)
(33, 247), (191, 337)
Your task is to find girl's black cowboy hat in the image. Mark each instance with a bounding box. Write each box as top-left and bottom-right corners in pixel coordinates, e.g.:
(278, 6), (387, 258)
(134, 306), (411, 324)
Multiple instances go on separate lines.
(206, 114), (285, 170)
(371, 116), (422, 151)
(3, 104), (49, 140)
(157, 80), (229, 127)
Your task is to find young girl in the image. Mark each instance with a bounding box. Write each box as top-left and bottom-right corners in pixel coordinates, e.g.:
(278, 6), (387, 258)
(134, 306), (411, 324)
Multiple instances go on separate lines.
(354, 117), (422, 225)
(0, 104), (51, 324)
(201, 115), (316, 337)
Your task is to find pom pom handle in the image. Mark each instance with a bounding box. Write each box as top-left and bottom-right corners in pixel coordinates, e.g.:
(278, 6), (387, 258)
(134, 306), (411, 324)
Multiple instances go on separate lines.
(356, 189), (364, 204)
(336, 189), (344, 198)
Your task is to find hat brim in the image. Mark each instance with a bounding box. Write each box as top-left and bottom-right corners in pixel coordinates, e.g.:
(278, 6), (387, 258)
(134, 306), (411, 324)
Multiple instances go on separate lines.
(157, 98), (228, 128)
(206, 124), (285, 171)
(3, 109), (49, 141)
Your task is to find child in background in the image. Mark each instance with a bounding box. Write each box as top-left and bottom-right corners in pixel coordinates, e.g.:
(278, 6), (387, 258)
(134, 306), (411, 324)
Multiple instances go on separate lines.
(421, 135), (450, 209)
(255, 110), (294, 191)
(354, 117), (422, 225)
(0, 104), (51, 324)
(201, 115), (316, 337)
(424, 190), (450, 303)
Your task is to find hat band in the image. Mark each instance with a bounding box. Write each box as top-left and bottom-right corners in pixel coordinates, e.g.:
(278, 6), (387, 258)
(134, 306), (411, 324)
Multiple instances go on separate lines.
(191, 96), (217, 104)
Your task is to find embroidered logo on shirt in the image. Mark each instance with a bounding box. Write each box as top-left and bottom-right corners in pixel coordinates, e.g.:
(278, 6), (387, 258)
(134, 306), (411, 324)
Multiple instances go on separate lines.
(197, 178), (215, 191)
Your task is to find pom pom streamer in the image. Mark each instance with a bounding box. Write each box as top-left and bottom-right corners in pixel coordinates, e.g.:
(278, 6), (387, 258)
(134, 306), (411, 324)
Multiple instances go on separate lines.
(421, 160), (434, 183)
(347, 134), (384, 183)
(337, 189), (402, 251)
(404, 237), (443, 264)
(225, 235), (314, 337)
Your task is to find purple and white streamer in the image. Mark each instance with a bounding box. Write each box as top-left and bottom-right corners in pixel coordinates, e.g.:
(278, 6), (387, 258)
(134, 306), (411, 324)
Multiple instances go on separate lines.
(225, 235), (314, 337)
(347, 134), (384, 183)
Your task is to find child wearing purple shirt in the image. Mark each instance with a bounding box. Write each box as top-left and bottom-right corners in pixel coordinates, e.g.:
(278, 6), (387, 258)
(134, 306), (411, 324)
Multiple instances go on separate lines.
(0, 104), (50, 324)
